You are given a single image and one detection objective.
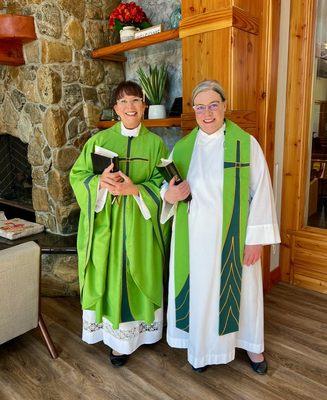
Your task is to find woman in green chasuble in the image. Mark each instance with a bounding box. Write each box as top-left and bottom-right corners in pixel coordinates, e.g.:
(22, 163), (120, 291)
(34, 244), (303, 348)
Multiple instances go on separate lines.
(161, 80), (280, 374)
(70, 81), (169, 367)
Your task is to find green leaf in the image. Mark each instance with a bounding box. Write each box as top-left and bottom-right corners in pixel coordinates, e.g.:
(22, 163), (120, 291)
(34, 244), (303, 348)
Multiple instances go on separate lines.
(137, 64), (168, 105)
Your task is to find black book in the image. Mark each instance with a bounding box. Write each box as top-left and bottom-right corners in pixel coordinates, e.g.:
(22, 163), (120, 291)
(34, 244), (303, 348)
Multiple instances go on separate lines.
(157, 159), (192, 202)
(91, 153), (119, 175)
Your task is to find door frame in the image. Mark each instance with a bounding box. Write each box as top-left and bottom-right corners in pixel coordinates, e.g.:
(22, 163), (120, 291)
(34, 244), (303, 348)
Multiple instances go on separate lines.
(280, 0), (327, 286)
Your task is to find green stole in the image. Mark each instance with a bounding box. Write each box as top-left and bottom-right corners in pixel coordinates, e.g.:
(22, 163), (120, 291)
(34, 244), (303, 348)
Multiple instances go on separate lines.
(173, 119), (250, 335)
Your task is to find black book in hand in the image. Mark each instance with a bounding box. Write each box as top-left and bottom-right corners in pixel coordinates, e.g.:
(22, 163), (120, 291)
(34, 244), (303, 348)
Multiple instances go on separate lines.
(157, 159), (192, 202)
(91, 153), (119, 175)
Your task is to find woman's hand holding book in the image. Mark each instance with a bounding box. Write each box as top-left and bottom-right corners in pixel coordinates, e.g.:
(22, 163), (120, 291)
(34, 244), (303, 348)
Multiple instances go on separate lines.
(164, 177), (191, 204)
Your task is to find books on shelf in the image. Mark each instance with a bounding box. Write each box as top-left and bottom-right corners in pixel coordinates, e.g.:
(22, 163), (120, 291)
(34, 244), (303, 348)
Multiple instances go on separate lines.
(0, 218), (44, 240)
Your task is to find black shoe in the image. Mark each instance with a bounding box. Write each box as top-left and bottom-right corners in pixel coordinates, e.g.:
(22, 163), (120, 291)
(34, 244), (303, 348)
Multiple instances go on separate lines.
(247, 354), (268, 375)
(110, 349), (129, 367)
(192, 365), (208, 373)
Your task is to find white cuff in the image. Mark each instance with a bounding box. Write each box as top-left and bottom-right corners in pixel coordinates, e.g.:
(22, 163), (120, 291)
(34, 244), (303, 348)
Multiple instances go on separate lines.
(160, 184), (176, 224)
(95, 182), (108, 213)
(245, 224), (281, 245)
(133, 194), (151, 220)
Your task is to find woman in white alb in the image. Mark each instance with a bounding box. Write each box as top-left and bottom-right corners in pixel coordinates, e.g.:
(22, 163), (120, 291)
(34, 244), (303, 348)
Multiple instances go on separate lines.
(161, 80), (280, 373)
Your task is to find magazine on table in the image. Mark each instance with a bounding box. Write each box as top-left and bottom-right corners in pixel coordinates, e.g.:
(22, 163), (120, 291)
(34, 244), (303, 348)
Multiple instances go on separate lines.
(0, 218), (44, 240)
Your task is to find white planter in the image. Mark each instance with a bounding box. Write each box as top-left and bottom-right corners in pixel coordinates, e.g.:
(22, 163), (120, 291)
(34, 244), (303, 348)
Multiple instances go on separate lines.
(120, 26), (138, 42)
(148, 104), (166, 119)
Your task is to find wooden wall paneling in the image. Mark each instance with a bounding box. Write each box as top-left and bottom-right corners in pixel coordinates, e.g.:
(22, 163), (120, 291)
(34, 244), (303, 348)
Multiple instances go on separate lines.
(232, 6), (259, 34)
(182, 0), (261, 18)
(280, 0), (320, 283)
(293, 273), (327, 293)
(179, 7), (258, 39)
(180, 8), (234, 38)
(291, 234), (327, 293)
(181, 28), (231, 114)
(230, 27), (258, 111)
(234, 0), (261, 18)
(294, 265), (327, 283)
(226, 110), (257, 128)
(256, 0), (281, 174)
(182, 0), (231, 17)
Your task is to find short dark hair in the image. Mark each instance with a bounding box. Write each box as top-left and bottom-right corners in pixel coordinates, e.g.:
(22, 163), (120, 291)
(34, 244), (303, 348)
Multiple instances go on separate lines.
(113, 81), (143, 103)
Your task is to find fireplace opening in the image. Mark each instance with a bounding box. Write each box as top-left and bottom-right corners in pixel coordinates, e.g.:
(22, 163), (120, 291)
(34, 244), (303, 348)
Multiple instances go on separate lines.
(0, 134), (35, 221)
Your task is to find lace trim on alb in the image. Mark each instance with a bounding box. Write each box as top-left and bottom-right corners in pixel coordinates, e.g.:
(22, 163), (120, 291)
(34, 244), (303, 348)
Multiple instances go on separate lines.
(83, 319), (161, 340)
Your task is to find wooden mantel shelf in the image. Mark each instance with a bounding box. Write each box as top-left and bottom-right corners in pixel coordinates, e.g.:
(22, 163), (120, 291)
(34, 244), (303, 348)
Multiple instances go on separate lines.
(92, 29), (179, 62)
(0, 15), (36, 66)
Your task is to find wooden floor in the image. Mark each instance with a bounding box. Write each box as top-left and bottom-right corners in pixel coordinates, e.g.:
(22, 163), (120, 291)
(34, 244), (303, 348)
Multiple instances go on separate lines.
(0, 283), (326, 400)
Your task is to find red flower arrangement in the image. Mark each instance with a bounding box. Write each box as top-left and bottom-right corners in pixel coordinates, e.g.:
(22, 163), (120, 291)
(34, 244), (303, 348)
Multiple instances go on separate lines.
(109, 2), (151, 31)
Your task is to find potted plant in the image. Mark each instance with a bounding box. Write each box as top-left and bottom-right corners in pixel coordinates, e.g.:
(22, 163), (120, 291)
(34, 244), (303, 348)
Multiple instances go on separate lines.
(137, 65), (168, 119)
(109, 2), (151, 42)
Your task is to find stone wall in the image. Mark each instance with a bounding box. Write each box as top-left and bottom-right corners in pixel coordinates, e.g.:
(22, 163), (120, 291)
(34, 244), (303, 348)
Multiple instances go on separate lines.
(0, 0), (125, 295)
(0, 0), (124, 235)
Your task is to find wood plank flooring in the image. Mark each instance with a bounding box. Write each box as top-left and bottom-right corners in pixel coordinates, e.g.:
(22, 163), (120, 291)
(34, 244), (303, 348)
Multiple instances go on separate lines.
(0, 283), (326, 400)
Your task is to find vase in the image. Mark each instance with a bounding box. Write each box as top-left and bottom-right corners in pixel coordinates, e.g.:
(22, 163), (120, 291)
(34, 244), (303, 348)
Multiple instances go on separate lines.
(119, 26), (137, 42)
(169, 7), (182, 29)
(148, 104), (166, 119)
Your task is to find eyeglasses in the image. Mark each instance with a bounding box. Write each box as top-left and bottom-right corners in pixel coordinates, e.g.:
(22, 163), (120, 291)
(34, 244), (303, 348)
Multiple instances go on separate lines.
(116, 98), (143, 106)
(192, 101), (223, 114)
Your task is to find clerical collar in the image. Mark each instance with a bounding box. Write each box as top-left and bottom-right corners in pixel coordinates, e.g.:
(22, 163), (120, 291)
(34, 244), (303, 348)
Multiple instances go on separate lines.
(121, 123), (141, 137)
(198, 123), (226, 139)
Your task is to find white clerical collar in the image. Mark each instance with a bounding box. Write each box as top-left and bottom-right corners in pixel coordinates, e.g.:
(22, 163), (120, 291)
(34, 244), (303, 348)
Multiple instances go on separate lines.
(121, 123), (141, 137)
(198, 123), (225, 140)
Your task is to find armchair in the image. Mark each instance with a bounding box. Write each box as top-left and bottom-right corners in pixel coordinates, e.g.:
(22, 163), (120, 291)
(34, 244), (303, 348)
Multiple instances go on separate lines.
(0, 241), (58, 358)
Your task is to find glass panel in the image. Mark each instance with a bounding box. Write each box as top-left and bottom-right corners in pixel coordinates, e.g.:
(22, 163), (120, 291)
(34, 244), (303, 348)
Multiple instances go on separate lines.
(306, 0), (327, 229)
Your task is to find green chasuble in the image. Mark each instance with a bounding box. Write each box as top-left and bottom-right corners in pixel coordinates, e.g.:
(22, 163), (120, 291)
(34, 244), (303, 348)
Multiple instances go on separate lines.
(69, 123), (170, 329)
(173, 119), (250, 336)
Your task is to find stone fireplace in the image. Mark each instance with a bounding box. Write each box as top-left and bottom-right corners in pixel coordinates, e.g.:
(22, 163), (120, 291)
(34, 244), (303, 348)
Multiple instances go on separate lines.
(0, 134), (34, 220)
(0, 0), (124, 295)
(0, 0), (124, 234)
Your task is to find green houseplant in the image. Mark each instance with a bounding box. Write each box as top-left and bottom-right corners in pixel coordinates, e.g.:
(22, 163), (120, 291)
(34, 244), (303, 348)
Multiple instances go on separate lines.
(137, 65), (168, 119)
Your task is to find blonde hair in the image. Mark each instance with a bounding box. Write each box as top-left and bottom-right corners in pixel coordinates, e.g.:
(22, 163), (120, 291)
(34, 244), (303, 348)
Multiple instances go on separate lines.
(192, 80), (226, 104)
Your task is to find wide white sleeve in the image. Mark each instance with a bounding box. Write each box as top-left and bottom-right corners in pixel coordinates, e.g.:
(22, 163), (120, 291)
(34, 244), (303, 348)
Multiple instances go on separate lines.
(95, 182), (108, 213)
(133, 194), (151, 220)
(160, 182), (177, 223)
(245, 137), (281, 245)
(159, 151), (177, 223)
